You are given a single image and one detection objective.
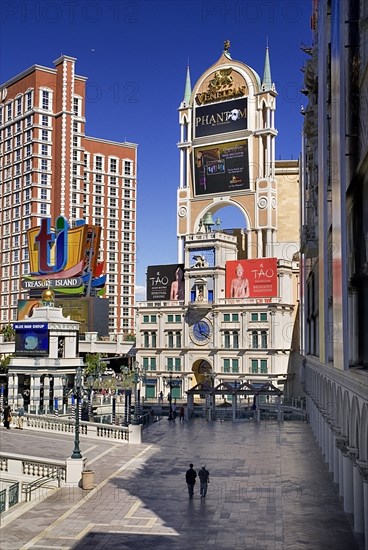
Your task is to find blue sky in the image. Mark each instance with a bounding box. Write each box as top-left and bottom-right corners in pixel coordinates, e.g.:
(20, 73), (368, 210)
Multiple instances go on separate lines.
(0, 0), (312, 299)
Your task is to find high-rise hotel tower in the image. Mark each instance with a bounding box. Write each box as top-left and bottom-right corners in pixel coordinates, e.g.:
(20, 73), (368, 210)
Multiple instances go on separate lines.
(0, 56), (137, 333)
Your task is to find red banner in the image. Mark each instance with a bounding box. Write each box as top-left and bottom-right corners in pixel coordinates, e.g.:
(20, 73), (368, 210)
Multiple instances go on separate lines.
(225, 258), (278, 299)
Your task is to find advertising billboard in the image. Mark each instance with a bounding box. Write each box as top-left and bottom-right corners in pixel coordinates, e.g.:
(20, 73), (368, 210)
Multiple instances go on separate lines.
(225, 258), (278, 299)
(195, 98), (247, 138)
(147, 264), (185, 301)
(14, 322), (49, 356)
(193, 140), (249, 196)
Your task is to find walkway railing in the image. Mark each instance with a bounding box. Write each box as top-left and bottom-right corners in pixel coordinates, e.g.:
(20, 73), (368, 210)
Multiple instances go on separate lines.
(23, 414), (130, 442)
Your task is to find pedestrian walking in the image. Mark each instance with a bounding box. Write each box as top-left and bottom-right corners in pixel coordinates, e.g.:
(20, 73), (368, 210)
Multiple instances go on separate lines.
(3, 405), (12, 430)
(17, 405), (25, 429)
(198, 465), (210, 499)
(179, 405), (185, 421)
(185, 463), (197, 498)
(172, 403), (177, 421)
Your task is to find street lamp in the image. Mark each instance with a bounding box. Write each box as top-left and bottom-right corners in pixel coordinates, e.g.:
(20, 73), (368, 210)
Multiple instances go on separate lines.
(71, 367), (83, 459)
(86, 375), (95, 421)
(132, 361), (147, 425)
(163, 373), (180, 420)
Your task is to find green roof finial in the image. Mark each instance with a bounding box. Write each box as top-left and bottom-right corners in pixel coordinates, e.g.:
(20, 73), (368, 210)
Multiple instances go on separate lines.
(262, 46), (272, 91)
(183, 64), (191, 106)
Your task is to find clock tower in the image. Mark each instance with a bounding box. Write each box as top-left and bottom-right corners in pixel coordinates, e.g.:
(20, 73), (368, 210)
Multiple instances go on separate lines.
(136, 42), (300, 406)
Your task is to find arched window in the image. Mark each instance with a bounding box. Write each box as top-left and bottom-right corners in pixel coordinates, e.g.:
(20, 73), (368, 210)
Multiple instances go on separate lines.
(175, 331), (181, 348)
(224, 331), (230, 348)
(151, 332), (157, 348)
(168, 331), (174, 348)
(261, 331), (267, 348)
(143, 331), (149, 348)
(233, 331), (239, 349)
(252, 331), (258, 349)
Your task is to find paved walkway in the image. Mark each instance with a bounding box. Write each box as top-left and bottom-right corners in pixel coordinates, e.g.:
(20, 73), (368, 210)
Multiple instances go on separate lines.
(0, 418), (363, 550)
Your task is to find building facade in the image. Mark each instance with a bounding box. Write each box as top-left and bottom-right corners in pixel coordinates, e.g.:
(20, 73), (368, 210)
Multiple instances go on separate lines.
(135, 43), (300, 404)
(0, 55), (137, 334)
(300, 1), (368, 547)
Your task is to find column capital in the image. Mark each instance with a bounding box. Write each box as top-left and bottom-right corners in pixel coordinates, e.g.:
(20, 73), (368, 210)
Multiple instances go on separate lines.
(356, 459), (368, 481)
(335, 435), (348, 454)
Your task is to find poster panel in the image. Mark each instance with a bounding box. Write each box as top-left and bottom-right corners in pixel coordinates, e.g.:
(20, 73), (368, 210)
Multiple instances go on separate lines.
(14, 322), (49, 356)
(225, 258), (278, 298)
(193, 140), (249, 196)
(195, 98), (248, 138)
(147, 264), (185, 301)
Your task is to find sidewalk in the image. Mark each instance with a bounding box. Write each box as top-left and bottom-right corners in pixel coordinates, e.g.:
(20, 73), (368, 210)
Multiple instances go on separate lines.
(0, 419), (362, 550)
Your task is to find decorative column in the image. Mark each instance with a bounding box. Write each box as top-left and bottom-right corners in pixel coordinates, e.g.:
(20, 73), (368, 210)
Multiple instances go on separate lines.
(356, 461), (368, 550)
(342, 449), (354, 513)
(43, 375), (50, 414)
(30, 375), (41, 414)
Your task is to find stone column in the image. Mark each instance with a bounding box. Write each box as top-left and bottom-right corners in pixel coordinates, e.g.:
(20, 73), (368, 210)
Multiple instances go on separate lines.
(43, 375), (50, 414)
(352, 461), (364, 534)
(30, 374), (41, 414)
(336, 435), (348, 498)
(342, 453), (354, 513)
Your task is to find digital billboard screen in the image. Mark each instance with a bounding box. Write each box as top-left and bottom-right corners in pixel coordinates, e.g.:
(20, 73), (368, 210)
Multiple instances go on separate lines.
(193, 140), (249, 196)
(225, 258), (278, 299)
(195, 98), (247, 138)
(14, 322), (49, 356)
(147, 264), (185, 301)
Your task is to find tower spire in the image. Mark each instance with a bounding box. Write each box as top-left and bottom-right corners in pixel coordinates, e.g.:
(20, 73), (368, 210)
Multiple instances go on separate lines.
(182, 64), (192, 106)
(262, 46), (272, 91)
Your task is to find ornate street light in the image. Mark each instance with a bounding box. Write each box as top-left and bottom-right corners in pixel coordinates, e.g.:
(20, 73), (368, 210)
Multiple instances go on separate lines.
(71, 367), (83, 459)
(131, 361), (147, 425)
(163, 373), (181, 420)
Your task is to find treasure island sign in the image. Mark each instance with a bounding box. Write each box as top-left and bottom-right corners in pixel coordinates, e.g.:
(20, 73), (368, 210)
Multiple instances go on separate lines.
(22, 216), (106, 297)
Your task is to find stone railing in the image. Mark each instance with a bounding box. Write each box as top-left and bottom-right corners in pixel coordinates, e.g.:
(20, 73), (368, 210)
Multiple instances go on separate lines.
(24, 414), (130, 442)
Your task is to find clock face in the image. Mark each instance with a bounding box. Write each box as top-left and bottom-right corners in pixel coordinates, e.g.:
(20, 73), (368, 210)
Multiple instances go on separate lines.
(190, 319), (212, 345)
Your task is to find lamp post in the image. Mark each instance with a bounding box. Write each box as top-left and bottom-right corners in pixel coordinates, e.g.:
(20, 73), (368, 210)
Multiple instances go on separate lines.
(71, 367), (83, 459)
(132, 361), (147, 425)
(163, 373), (180, 420)
(0, 384), (4, 414)
(86, 375), (94, 421)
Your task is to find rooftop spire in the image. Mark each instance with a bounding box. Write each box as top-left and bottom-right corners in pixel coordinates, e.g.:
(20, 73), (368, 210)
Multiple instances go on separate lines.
(182, 65), (192, 106)
(262, 46), (272, 91)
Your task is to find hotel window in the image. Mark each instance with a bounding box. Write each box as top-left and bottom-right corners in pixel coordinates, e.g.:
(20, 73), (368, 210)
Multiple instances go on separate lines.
(41, 90), (50, 110)
(25, 91), (33, 111)
(15, 121), (21, 133)
(41, 115), (49, 126)
(109, 198), (117, 208)
(109, 220), (116, 228)
(40, 203), (47, 215)
(15, 177), (21, 190)
(110, 158), (117, 173)
(14, 192), (20, 205)
(123, 211), (130, 220)
(143, 315), (157, 323)
(6, 139), (11, 151)
(110, 187), (117, 196)
(167, 314), (181, 323)
(41, 144), (48, 156)
(143, 357), (157, 371)
(122, 286), (129, 295)
(95, 155), (102, 171)
(123, 243), (129, 251)
(73, 97), (81, 116)
(16, 97), (22, 116)
(40, 188), (47, 200)
(24, 204), (30, 215)
(26, 115), (32, 127)
(15, 149), (21, 161)
(167, 358), (181, 372)
(124, 161), (132, 175)
(123, 222), (130, 231)
(251, 312), (268, 322)
(110, 176), (117, 186)
(124, 232), (130, 240)
(41, 173), (48, 185)
(26, 129), (32, 142)
(223, 313), (239, 322)
(73, 136), (78, 148)
(250, 359), (268, 374)
(124, 190), (131, 198)
(24, 189), (31, 201)
(251, 330), (268, 349)
(95, 196), (102, 205)
(16, 135), (21, 147)
(95, 174), (102, 183)
(6, 103), (12, 121)
(41, 129), (48, 141)
(223, 359), (239, 373)
(24, 159), (31, 171)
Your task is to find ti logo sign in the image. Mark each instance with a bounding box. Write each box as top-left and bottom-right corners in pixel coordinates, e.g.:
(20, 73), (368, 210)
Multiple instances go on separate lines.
(35, 216), (69, 274)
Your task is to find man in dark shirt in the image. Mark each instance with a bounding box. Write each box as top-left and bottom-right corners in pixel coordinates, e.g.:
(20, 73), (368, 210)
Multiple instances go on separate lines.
(185, 463), (197, 498)
(198, 465), (210, 498)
